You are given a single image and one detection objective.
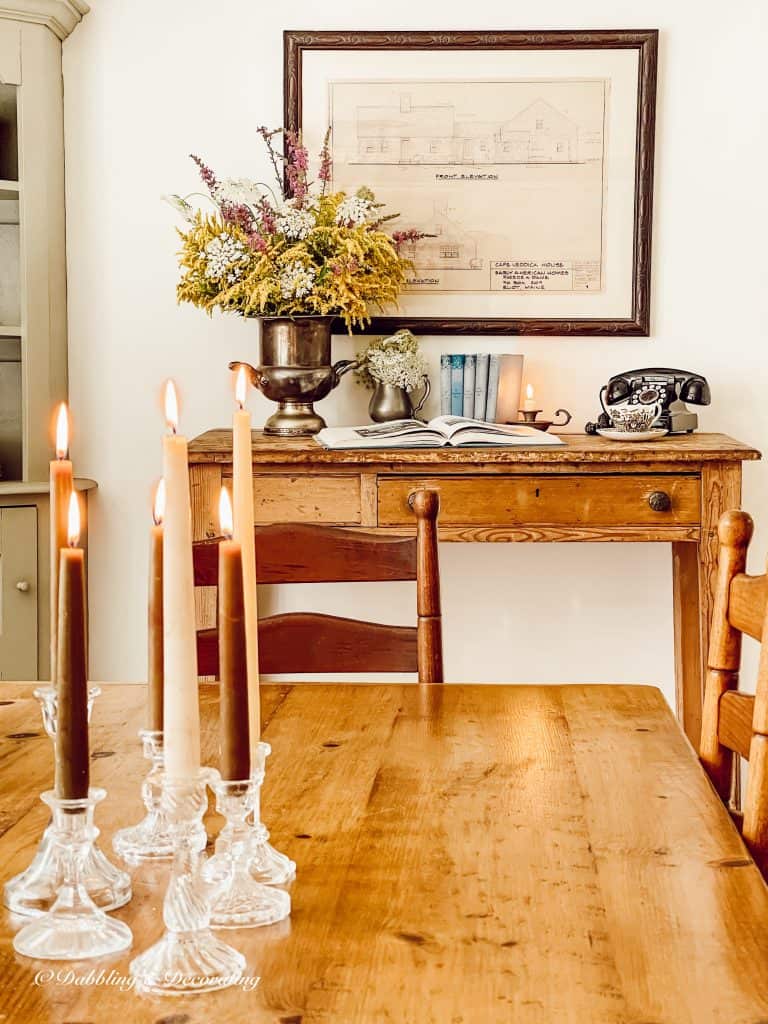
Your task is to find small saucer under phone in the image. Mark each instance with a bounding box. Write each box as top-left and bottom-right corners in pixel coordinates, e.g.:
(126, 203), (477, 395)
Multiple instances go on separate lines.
(596, 427), (669, 443)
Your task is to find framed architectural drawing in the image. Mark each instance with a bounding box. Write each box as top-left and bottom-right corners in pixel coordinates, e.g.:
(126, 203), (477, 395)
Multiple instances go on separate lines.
(284, 30), (658, 336)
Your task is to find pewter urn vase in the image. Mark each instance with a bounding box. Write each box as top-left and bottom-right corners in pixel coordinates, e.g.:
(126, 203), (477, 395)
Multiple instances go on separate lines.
(230, 316), (357, 437)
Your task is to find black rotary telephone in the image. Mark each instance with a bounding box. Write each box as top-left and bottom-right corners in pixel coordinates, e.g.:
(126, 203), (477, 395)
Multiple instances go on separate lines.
(585, 368), (711, 435)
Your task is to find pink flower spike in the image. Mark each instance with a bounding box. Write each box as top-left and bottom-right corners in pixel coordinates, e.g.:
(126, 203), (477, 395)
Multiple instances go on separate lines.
(190, 154), (217, 194)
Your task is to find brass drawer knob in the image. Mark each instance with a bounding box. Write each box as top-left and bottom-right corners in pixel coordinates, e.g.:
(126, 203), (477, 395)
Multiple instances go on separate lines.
(648, 491), (672, 513)
(15, 580), (30, 593)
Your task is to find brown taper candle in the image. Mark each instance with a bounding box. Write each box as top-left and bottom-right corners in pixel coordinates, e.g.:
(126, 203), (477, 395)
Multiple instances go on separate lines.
(147, 480), (165, 731)
(55, 493), (89, 800)
(218, 488), (250, 781)
(50, 403), (73, 687)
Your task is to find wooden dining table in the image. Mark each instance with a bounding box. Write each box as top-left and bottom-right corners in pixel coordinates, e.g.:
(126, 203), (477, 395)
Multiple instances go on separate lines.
(0, 682), (767, 1023)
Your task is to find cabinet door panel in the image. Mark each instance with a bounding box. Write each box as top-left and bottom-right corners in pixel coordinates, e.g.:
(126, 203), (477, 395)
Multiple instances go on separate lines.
(0, 506), (37, 679)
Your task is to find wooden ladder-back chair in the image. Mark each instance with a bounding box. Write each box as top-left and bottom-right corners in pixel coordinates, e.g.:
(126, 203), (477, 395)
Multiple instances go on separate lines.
(194, 488), (443, 684)
(700, 509), (768, 873)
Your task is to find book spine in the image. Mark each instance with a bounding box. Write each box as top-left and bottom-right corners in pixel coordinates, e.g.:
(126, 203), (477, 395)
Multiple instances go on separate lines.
(450, 355), (464, 416)
(462, 355), (476, 417)
(474, 353), (489, 420)
(485, 355), (500, 422)
(440, 354), (451, 416)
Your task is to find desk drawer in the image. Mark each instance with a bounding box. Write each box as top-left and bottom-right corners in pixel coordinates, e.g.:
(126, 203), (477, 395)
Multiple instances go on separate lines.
(252, 475), (361, 525)
(378, 475), (700, 527)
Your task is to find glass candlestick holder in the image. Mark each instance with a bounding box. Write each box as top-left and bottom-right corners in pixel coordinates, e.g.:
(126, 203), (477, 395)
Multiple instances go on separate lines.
(4, 685), (131, 917)
(203, 773), (290, 929)
(129, 770), (246, 995)
(112, 730), (206, 864)
(13, 788), (133, 960)
(246, 741), (296, 886)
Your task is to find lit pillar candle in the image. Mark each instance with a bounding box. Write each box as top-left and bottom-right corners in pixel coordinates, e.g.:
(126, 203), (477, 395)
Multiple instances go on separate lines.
(147, 479), (165, 732)
(55, 492), (89, 800)
(232, 366), (260, 746)
(161, 380), (200, 778)
(523, 384), (537, 412)
(217, 487), (250, 781)
(50, 403), (74, 685)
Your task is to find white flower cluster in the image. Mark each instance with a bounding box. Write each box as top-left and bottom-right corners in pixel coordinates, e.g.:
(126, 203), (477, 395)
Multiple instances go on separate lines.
(203, 232), (248, 284)
(335, 194), (374, 227)
(279, 261), (317, 300)
(367, 347), (427, 392)
(276, 200), (317, 241)
(214, 177), (263, 208)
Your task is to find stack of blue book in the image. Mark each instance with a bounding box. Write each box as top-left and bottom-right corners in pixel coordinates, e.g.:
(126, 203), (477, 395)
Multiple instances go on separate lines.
(439, 354), (524, 424)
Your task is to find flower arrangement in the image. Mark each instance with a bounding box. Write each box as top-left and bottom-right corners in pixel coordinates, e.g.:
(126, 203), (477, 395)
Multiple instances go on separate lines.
(356, 330), (427, 393)
(166, 128), (429, 331)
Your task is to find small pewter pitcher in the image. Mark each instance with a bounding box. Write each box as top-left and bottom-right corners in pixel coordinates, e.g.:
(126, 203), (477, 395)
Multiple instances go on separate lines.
(230, 316), (357, 437)
(368, 377), (431, 423)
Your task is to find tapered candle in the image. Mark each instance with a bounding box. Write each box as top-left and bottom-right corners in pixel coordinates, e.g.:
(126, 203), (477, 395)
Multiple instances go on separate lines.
(55, 492), (89, 800)
(50, 403), (74, 685)
(162, 381), (200, 778)
(217, 487), (250, 781)
(148, 479), (165, 732)
(232, 366), (260, 747)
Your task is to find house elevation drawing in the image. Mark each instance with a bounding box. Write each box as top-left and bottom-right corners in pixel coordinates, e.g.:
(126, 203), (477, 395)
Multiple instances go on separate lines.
(353, 95), (584, 166)
(329, 79), (608, 294)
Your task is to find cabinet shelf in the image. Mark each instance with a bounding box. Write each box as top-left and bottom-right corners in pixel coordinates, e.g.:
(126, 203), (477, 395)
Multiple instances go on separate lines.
(0, 325), (21, 336)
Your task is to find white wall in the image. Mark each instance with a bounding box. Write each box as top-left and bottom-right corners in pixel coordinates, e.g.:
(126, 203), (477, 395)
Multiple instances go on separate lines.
(62, 1), (768, 698)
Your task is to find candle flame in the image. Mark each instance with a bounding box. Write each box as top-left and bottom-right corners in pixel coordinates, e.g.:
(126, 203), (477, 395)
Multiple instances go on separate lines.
(164, 380), (179, 434)
(235, 365), (248, 409)
(67, 492), (81, 547)
(219, 487), (233, 540)
(55, 403), (69, 459)
(526, 384), (534, 400)
(153, 478), (166, 526)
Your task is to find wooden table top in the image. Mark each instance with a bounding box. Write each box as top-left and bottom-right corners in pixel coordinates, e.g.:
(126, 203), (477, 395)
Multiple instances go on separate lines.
(1, 682), (767, 1022)
(188, 430), (761, 467)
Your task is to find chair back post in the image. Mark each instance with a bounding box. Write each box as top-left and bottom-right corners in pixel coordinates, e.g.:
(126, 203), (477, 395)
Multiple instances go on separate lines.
(742, 585), (768, 871)
(410, 489), (443, 685)
(700, 510), (753, 801)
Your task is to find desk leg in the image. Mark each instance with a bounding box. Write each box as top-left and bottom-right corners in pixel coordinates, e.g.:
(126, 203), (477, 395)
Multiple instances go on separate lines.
(672, 541), (703, 748)
(673, 463), (742, 751)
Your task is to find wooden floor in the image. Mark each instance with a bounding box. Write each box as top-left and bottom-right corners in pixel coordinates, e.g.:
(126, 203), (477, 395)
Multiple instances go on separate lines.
(0, 682), (767, 1022)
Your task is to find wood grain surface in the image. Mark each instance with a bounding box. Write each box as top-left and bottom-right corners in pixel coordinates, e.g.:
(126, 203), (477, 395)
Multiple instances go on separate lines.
(187, 430), (761, 467)
(1, 682), (767, 1023)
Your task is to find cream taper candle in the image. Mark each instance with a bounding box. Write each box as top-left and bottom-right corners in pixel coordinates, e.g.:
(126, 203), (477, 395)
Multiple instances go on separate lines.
(147, 479), (165, 732)
(232, 366), (260, 745)
(161, 381), (200, 778)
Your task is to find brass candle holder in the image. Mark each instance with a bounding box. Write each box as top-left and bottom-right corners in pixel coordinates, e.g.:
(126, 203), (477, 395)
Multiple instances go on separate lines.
(514, 408), (572, 433)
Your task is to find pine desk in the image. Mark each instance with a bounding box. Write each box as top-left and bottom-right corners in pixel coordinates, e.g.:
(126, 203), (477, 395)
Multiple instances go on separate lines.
(188, 431), (761, 746)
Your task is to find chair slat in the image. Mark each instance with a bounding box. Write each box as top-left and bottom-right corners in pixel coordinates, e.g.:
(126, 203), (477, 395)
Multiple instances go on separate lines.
(197, 613), (419, 677)
(729, 574), (768, 642)
(718, 690), (755, 761)
(193, 523), (418, 586)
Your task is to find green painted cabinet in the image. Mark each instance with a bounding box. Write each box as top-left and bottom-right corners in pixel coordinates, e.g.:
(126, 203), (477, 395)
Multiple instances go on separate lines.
(0, 505), (36, 679)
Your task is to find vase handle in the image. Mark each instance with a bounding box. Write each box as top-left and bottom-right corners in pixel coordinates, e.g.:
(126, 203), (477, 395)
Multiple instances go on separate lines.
(228, 360), (268, 391)
(332, 358), (359, 381)
(412, 375), (431, 419)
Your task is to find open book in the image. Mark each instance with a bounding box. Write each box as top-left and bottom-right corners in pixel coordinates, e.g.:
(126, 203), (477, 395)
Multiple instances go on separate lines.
(315, 416), (566, 449)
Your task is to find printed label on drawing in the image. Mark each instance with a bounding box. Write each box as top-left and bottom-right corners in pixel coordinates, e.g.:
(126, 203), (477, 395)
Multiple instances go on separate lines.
(491, 260), (600, 292)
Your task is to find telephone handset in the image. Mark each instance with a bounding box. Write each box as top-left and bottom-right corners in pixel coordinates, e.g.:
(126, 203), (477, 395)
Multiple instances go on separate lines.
(585, 368), (711, 435)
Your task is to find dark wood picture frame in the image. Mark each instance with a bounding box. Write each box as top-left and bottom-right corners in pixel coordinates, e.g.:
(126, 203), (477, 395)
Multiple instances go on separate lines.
(284, 29), (658, 337)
